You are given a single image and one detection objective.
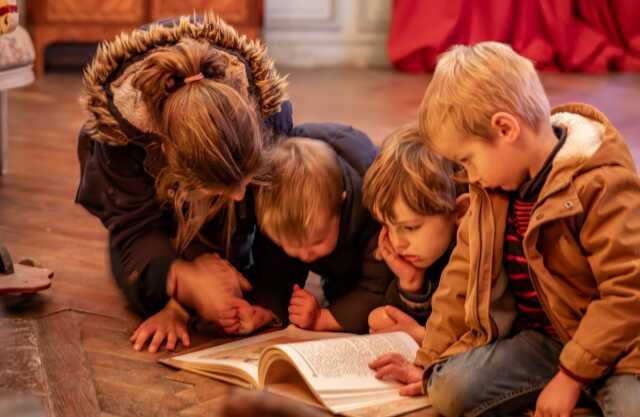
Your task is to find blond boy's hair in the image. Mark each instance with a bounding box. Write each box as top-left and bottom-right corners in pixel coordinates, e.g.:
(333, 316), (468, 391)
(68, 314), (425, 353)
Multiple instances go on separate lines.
(363, 125), (457, 223)
(419, 42), (550, 142)
(255, 138), (343, 244)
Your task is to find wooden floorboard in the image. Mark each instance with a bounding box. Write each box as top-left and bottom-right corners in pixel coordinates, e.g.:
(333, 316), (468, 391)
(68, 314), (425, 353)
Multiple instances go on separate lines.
(2, 68), (639, 416)
(36, 312), (101, 417)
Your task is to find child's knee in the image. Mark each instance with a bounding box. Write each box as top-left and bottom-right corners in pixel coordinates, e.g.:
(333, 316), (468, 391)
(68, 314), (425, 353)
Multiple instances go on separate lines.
(427, 361), (482, 417)
(368, 306), (393, 329)
(600, 374), (640, 417)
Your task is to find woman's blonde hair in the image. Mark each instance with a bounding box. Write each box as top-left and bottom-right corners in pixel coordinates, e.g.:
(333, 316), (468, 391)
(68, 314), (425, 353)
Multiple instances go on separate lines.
(363, 125), (457, 223)
(255, 138), (343, 245)
(132, 38), (266, 254)
(419, 42), (550, 143)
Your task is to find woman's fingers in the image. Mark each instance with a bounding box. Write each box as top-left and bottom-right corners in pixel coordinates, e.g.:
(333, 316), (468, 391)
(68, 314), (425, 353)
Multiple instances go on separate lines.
(218, 317), (240, 327)
(130, 326), (141, 342)
(222, 323), (241, 334)
(178, 327), (191, 348)
(217, 308), (239, 319)
(147, 329), (166, 353)
(237, 274), (253, 292)
(133, 327), (153, 351)
(166, 331), (178, 351)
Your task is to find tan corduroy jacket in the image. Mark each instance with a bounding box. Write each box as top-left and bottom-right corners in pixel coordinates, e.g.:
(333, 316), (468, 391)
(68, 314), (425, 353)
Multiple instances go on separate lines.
(416, 103), (640, 389)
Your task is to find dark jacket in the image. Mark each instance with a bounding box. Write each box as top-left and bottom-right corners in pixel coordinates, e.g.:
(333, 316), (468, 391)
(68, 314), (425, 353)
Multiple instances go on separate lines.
(75, 104), (293, 316)
(382, 241), (454, 325)
(247, 123), (396, 333)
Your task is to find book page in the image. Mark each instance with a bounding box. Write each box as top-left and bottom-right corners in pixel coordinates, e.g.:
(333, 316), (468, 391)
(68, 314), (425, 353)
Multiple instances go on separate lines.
(277, 332), (419, 393)
(162, 325), (349, 387)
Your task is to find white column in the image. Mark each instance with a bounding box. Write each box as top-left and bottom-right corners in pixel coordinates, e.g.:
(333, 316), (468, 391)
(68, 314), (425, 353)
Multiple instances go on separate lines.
(264, 0), (391, 68)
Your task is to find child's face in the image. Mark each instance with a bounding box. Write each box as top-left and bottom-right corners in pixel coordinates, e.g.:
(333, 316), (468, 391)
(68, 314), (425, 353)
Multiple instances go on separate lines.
(433, 123), (529, 192)
(385, 197), (455, 269)
(270, 214), (341, 263)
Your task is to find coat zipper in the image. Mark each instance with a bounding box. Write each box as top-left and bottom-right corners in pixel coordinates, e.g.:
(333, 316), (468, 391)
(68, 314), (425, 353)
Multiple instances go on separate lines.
(471, 188), (489, 336)
(524, 213), (571, 343)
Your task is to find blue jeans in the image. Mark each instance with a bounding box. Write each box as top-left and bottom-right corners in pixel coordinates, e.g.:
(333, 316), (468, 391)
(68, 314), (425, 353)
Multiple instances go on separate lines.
(426, 330), (640, 417)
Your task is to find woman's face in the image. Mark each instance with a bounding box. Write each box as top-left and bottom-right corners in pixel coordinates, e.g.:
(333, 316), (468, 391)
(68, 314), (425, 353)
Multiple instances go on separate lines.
(226, 176), (254, 202)
(188, 175), (255, 202)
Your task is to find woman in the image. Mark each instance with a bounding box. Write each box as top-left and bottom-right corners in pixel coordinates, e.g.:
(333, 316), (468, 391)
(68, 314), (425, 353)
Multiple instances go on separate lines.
(76, 14), (291, 350)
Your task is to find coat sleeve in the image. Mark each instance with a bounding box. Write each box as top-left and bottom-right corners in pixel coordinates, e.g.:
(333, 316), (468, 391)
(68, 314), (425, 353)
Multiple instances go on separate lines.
(244, 229), (309, 324)
(327, 234), (394, 333)
(265, 100), (294, 137)
(76, 127), (178, 316)
(384, 281), (433, 324)
(559, 167), (640, 380)
(415, 210), (472, 370)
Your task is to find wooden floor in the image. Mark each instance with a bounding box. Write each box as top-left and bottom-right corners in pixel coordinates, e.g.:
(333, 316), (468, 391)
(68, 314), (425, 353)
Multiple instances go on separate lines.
(1, 68), (640, 417)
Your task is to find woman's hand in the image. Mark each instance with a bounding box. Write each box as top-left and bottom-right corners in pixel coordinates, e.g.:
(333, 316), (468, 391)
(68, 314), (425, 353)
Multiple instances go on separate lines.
(166, 254), (252, 326)
(234, 298), (276, 335)
(130, 298), (190, 352)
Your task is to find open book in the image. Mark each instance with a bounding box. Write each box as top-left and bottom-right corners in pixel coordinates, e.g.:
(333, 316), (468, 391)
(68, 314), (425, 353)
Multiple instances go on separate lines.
(160, 325), (430, 417)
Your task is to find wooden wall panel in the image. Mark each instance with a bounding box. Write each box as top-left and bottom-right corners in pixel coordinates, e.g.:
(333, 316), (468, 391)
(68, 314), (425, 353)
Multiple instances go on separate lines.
(150, 0), (258, 25)
(44, 0), (145, 24)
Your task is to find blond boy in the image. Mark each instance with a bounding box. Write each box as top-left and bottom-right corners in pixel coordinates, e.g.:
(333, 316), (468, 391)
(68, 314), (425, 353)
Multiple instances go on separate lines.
(249, 124), (395, 333)
(370, 42), (640, 417)
(363, 126), (467, 343)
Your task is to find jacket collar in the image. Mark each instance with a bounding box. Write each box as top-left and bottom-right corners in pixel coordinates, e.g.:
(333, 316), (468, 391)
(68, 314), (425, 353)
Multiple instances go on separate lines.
(478, 103), (629, 232)
(529, 103), (635, 230)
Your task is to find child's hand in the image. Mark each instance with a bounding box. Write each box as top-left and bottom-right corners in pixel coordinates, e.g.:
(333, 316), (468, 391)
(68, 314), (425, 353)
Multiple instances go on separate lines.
(231, 298), (276, 335)
(288, 284), (321, 329)
(130, 299), (190, 353)
(535, 371), (582, 417)
(376, 227), (425, 293)
(369, 306), (425, 343)
(369, 353), (424, 396)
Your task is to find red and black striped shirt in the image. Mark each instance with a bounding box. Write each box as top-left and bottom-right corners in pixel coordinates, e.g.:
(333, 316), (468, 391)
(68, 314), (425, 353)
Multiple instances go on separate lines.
(503, 126), (566, 337)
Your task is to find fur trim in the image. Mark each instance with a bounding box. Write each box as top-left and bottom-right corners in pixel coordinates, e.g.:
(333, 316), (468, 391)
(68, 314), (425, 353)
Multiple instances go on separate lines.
(82, 13), (288, 146)
(551, 112), (605, 165)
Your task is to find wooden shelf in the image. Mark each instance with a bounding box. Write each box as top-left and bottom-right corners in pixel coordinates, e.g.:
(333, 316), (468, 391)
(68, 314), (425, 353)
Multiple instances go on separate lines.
(26, 0), (262, 77)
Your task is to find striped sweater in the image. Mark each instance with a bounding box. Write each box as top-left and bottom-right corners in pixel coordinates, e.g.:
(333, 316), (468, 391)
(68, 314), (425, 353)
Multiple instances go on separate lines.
(504, 126), (566, 337)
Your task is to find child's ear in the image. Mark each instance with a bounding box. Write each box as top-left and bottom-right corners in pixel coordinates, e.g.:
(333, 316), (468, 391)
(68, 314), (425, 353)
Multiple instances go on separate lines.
(341, 191), (347, 200)
(454, 194), (470, 226)
(490, 112), (520, 144)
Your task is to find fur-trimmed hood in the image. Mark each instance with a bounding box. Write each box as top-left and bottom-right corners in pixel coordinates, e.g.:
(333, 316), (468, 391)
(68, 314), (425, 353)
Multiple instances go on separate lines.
(548, 103), (636, 184)
(82, 13), (288, 146)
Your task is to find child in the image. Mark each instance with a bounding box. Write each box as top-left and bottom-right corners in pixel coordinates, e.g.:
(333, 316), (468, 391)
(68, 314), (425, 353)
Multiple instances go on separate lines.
(248, 124), (395, 334)
(371, 42), (640, 417)
(362, 125), (467, 343)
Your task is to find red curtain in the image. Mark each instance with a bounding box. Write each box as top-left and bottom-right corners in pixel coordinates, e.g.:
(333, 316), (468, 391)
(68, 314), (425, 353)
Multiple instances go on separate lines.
(388, 0), (640, 73)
